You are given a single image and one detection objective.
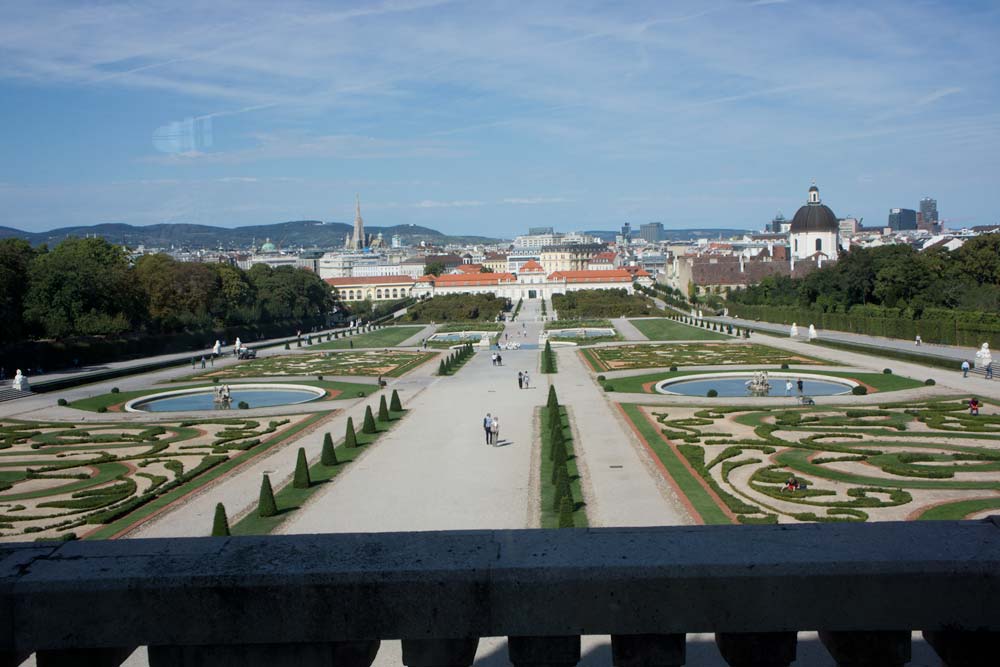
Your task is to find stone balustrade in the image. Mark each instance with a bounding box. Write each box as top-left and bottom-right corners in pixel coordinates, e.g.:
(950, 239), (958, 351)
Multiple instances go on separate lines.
(2, 519), (998, 666)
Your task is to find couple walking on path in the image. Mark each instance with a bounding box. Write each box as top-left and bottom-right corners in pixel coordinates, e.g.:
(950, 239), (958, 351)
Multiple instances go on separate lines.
(482, 413), (501, 446)
(517, 371), (531, 389)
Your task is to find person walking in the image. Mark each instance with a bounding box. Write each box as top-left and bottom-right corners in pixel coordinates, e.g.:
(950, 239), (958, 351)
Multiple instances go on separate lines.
(490, 415), (500, 446)
(987, 362), (994, 380)
(483, 413), (493, 445)
(785, 379), (792, 396)
(796, 378), (804, 393)
(523, 371), (530, 389)
(200, 356), (206, 369)
(518, 371), (524, 389)
(915, 334), (922, 346)
(962, 360), (970, 378)
(497, 354), (502, 367)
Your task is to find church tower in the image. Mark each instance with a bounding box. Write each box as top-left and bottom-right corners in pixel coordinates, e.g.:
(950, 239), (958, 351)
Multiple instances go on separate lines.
(351, 194), (366, 250)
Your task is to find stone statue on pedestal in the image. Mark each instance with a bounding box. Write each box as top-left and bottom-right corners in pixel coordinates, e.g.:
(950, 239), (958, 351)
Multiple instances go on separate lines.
(975, 343), (992, 368)
(790, 323), (799, 338)
(808, 324), (817, 340)
(12, 369), (29, 392)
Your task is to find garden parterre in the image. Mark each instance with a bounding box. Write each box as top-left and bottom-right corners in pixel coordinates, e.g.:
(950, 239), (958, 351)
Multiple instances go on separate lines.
(0, 414), (319, 541)
(188, 350), (435, 379)
(584, 342), (828, 372)
(620, 400), (1000, 525)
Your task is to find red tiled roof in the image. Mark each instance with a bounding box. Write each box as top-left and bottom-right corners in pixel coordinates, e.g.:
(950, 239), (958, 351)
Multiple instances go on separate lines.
(325, 276), (415, 287)
(430, 272), (517, 285)
(546, 269), (633, 283)
(519, 260), (545, 272)
(454, 264), (483, 273)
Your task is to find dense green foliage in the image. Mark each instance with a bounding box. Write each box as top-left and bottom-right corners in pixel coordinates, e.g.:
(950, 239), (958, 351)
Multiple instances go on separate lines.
(727, 238), (1000, 345)
(541, 340), (557, 374)
(404, 294), (508, 322)
(552, 289), (654, 318)
(0, 237), (334, 342)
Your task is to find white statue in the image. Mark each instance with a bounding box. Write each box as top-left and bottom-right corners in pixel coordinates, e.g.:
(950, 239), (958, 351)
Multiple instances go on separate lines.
(975, 343), (992, 368)
(790, 322), (799, 338)
(11, 369), (29, 392)
(213, 340), (222, 356)
(808, 324), (817, 340)
(698, 309), (703, 319)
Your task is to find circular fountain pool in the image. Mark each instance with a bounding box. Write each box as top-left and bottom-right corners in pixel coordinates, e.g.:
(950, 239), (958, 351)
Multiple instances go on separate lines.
(547, 328), (616, 339)
(125, 384), (326, 412)
(654, 372), (857, 397)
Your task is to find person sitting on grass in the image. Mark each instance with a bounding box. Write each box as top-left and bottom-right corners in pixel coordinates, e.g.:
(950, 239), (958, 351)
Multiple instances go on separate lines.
(969, 397), (980, 416)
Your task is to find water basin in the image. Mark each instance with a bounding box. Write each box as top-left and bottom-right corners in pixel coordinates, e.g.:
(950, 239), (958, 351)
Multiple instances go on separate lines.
(655, 373), (856, 397)
(126, 384), (325, 412)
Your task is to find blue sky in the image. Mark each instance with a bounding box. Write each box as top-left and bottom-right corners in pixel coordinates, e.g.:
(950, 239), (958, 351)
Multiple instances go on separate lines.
(0, 0), (997, 235)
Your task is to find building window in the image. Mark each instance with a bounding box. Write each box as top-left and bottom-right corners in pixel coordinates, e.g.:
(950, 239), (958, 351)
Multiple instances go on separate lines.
(376, 289), (383, 299)
(392, 289), (398, 298)
(794, 239), (799, 253)
(815, 238), (823, 252)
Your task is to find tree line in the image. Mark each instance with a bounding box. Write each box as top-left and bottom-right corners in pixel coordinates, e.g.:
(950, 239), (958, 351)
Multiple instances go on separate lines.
(725, 235), (1000, 346)
(0, 237), (335, 344)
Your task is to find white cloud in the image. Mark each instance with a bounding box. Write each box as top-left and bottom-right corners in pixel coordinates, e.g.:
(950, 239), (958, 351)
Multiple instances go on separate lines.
(413, 200), (484, 208)
(502, 197), (570, 205)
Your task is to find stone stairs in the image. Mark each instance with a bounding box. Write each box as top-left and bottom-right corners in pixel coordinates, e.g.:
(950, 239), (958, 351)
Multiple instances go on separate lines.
(968, 367), (998, 381)
(0, 387), (33, 403)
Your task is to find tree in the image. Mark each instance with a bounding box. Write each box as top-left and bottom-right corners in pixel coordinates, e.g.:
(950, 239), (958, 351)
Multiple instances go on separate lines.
(547, 385), (559, 410)
(211, 502), (231, 536)
(0, 238), (35, 343)
(390, 389), (402, 412)
(345, 417), (358, 448)
(258, 474), (278, 517)
(424, 261), (446, 277)
(378, 394), (390, 422)
(293, 447), (311, 488)
(362, 406), (378, 434)
(321, 432), (338, 465)
(479, 266), (494, 273)
(24, 237), (143, 338)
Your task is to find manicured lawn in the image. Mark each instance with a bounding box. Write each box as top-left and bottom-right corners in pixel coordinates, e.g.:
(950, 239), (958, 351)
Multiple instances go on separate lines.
(583, 343), (829, 372)
(539, 406), (588, 528)
(619, 404), (732, 525)
(603, 369), (925, 395)
(629, 318), (730, 341)
(312, 326), (424, 350)
(232, 409), (406, 535)
(916, 497), (1000, 521)
(0, 412), (329, 541)
(69, 379), (378, 412)
(180, 350), (435, 380)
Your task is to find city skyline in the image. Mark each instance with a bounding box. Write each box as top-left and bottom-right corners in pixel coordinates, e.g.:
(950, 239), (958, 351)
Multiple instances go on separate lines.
(1, 0), (997, 233)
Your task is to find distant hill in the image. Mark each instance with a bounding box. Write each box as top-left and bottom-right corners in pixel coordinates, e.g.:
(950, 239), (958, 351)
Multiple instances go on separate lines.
(0, 221), (499, 249)
(584, 228), (754, 242)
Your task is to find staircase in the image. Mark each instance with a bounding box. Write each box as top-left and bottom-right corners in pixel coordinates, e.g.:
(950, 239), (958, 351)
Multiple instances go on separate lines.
(0, 387), (33, 403)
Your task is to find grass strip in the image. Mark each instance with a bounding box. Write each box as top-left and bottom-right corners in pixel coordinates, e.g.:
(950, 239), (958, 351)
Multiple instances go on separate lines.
(619, 403), (732, 525)
(232, 409), (407, 534)
(539, 406), (588, 528)
(629, 318), (731, 341)
(84, 411), (329, 539)
(916, 497), (1000, 521)
(312, 326), (424, 350)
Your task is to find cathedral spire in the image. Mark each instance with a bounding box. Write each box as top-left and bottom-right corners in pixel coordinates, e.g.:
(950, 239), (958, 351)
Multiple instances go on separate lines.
(351, 193), (366, 250)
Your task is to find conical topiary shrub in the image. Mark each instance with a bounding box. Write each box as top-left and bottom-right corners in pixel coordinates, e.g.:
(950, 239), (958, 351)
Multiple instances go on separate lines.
(558, 495), (575, 528)
(345, 417), (358, 448)
(553, 466), (571, 511)
(378, 395), (390, 422)
(211, 502), (231, 537)
(390, 389), (402, 412)
(438, 359), (446, 376)
(549, 419), (564, 461)
(362, 406), (377, 434)
(258, 474), (278, 517)
(547, 385), (558, 410)
(321, 432), (338, 465)
(293, 447), (311, 489)
(552, 441), (567, 484)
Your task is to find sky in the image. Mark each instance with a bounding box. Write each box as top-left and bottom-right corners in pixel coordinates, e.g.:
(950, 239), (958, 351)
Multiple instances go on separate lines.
(0, 0), (998, 235)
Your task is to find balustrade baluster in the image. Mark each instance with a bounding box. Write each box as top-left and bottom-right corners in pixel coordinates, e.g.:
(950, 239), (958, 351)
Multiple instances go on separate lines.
(508, 636), (581, 667)
(818, 630), (910, 667)
(401, 637), (479, 667)
(715, 631), (796, 667)
(148, 640), (380, 667)
(36, 647), (134, 666)
(611, 633), (685, 667)
(924, 630), (1000, 667)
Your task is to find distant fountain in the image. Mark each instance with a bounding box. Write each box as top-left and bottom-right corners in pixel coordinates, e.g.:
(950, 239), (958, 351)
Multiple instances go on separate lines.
(745, 370), (771, 396)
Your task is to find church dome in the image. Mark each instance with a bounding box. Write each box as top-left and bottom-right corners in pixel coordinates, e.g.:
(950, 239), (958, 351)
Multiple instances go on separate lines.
(790, 184), (838, 233)
(260, 238), (277, 253)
